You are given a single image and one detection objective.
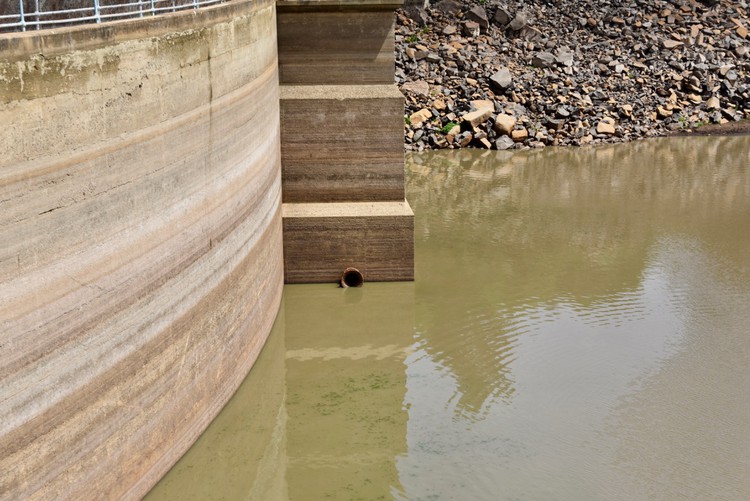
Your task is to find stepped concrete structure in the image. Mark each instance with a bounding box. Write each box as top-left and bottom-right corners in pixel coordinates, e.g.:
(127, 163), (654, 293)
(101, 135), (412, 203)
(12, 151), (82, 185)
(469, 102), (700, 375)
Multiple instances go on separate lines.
(0, 0), (411, 499)
(277, 0), (413, 283)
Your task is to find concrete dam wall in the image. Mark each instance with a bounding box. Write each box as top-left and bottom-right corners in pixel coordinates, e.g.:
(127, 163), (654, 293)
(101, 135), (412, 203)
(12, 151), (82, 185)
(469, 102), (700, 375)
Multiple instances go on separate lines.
(0, 1), (284, 498)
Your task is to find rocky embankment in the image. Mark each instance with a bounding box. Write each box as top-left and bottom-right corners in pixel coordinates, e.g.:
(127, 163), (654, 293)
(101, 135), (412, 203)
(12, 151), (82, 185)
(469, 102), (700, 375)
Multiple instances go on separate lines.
(397, 0), (750, 149)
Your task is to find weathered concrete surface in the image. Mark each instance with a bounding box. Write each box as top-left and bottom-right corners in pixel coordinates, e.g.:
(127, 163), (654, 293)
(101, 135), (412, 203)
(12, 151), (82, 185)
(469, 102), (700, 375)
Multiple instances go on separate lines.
(283, 201), (414, 283)
(0, 1), (283, 499)
(277, 0), (414, 284)
(280, 84), (405, 203)
(277, 0), (399, 85)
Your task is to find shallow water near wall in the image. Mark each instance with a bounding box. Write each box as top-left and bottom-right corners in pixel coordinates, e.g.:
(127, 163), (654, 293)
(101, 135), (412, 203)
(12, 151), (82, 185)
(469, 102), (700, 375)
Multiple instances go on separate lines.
(147, 136), (750, 500)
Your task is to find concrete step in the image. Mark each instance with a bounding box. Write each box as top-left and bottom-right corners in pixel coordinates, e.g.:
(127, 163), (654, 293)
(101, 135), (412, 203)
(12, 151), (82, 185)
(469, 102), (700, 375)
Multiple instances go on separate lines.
(276, 0), (401, 85)
(282, 200), (414, 283)
(280, 84), (405, 203)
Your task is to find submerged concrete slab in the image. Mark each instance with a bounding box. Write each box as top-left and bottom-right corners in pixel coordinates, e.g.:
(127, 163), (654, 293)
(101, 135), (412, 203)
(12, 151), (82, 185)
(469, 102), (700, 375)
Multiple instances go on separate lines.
(282, 201), (414, 283)
(280, 84), (405, 203)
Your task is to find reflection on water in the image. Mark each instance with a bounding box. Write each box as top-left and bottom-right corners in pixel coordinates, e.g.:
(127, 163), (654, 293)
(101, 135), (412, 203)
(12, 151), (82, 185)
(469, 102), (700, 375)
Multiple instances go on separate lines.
(148, 137), (750, 500)
(146, 284), (414, 501)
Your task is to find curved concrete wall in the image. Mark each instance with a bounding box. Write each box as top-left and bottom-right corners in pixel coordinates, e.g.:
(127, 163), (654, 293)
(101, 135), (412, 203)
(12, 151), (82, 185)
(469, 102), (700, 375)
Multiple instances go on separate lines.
(0, 1), (283, 499)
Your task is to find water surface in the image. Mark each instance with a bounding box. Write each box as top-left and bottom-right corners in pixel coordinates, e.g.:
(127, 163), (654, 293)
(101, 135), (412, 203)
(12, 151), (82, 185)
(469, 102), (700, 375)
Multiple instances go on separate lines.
(148, 136), (750, 500)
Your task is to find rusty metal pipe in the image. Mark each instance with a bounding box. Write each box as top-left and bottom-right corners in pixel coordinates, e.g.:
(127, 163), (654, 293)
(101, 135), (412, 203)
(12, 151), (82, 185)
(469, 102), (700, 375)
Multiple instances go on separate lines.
(340, 267), (364, 288)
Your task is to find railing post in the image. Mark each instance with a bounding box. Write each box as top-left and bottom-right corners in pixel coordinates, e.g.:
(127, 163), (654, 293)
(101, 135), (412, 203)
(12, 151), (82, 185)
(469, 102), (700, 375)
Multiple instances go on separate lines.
(18, 0), (25, 31)
(34, 0), (39, 30)
(150, 0), (155, 16)
(94, 0), (101, 23)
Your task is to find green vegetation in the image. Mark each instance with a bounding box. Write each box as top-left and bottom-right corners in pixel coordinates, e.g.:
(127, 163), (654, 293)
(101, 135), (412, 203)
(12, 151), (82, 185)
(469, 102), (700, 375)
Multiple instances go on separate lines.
(440, 122), (459, 134)
(406, 27), (430, 44)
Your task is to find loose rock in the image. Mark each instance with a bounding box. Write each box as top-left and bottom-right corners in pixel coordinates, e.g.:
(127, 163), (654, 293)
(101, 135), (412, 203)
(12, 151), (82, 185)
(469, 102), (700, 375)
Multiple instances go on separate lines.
(463, 100), (494, 127)
(493, 114), (517, 135)
(410, 108), (432, 126)
(532, 51), (556, 69)
(402, 80), (430, 97)
(596, 118), (617, 135)
(511, 128), (529, 142)
(465, 6), (489, 32)
(396, 0), (750, 150)
(489, 67), (513, 92)
(495, 136), (516, 149)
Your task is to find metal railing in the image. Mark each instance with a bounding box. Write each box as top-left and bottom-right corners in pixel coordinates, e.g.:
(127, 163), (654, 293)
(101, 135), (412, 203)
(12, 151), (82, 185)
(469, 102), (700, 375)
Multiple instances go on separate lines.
(1, 0), (228, 32)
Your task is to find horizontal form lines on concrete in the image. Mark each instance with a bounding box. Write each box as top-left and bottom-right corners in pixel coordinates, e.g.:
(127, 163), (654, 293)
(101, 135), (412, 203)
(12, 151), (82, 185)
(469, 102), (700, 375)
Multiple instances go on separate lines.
(0, 0), (226, 32)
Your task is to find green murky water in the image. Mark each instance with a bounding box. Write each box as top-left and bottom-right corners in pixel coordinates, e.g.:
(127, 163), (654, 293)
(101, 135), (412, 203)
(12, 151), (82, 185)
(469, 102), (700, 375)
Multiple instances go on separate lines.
(147, 136), (750, 500)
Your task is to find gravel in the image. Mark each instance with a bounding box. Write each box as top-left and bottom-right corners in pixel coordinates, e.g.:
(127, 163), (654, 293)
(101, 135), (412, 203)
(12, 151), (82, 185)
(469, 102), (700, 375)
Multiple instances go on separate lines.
(397, 0), (750, 150)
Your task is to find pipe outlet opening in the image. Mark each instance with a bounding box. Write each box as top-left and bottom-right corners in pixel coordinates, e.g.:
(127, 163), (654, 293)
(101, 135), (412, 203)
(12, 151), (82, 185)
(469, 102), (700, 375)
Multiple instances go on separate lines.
(340, 267), (364, 288)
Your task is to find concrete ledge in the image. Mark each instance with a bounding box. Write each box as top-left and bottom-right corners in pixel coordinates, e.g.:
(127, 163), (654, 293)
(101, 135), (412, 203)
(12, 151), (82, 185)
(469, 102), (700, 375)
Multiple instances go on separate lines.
(277, 0), (403, 10)
(280, 84), (405, 203)
(282, 201), (414, 283)
(283, 200), (412, 217)
(280, 84), (404, 100)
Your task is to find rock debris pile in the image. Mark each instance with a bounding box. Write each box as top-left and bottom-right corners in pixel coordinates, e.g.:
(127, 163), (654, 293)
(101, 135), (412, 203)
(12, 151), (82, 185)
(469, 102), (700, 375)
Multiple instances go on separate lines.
(396, 0), (750, 149)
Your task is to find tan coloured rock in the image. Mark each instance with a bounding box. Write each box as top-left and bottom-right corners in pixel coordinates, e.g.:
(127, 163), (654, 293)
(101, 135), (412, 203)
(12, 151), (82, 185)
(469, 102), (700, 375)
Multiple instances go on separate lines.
(446, 125), (460, 142)
(471, 99), (494, 112)
(493, 113), (516, 135)
(402, 80), (430, 97)
(657, 106), (673, 119)
(410, 108), (433, 126)
(462, 100), (494, 127)
(511, 127), (529, 142)
(596, 118), (616, 135)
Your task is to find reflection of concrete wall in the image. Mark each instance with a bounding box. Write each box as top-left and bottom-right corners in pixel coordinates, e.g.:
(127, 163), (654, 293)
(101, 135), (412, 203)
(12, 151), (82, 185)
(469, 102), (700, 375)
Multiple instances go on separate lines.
(283, 284), (413, 500)
(0, 2), (283, 498)
(145, 303), (289, 501)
